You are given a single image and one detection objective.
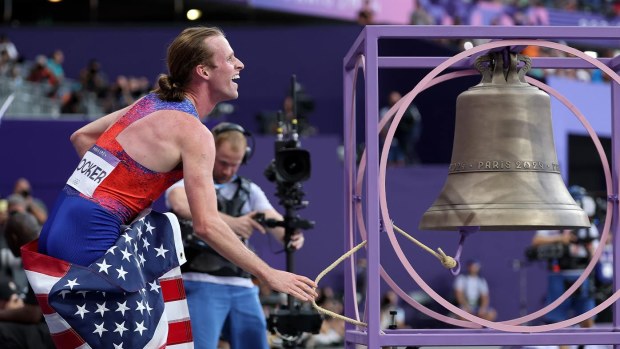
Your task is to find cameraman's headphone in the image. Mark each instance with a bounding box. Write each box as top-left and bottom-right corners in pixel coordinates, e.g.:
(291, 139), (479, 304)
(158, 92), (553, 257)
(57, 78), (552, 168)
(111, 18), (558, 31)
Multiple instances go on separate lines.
(211, 122), (254, 165)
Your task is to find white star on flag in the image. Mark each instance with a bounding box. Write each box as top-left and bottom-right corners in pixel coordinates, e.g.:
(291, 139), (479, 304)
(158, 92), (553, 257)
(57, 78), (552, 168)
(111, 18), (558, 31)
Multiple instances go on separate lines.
(65, 278), (79, 290)
(96, 259), (112, 274)
(149, 280), (161, 293)
(145, 221), (155, 234)
(95, 302), (110, 317)
(139, 253), (146, 267)
(134, 321), (147, 336)
(113, 321), (128, 336)
(155, 245), (168, 258)
(122, 232), (133, 244)
(113, 343), (124, 349)
(116, 266), (128, 280)
(120, 248), (132, 262)
(75, 303), (90, 319)
(135, 300), (146, 315)
(106, 245), (118, 255)
(93, 322), (108, 337)
(116, 301), (130, 316)
(142, 237), (150, 251)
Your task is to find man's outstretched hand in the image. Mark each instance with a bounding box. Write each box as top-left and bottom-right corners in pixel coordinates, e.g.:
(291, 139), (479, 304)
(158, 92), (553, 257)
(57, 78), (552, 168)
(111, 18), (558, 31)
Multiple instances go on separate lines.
(264, 268), (318, 302)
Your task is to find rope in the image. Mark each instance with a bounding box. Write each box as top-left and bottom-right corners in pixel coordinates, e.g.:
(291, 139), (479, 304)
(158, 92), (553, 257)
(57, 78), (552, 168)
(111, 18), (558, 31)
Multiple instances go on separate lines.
(311, 240), (368, 327)
(392, 224), (457, 269)
(311, 224), (457, 326)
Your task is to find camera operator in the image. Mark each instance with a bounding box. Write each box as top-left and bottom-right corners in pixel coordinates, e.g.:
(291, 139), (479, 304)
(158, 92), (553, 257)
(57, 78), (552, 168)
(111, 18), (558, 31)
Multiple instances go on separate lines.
(165, 122), (305, 349)
(530, 185), (599, 331)
(12, 178), (47, 225)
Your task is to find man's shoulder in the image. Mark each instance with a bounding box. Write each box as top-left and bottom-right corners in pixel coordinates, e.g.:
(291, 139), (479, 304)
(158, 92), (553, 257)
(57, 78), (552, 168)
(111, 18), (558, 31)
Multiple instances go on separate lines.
(237, 176), (255, 188)
(536, 229), (560, 237)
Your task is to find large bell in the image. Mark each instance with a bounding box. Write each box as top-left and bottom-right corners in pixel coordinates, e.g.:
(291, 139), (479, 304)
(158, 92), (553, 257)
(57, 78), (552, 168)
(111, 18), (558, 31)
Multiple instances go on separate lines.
(419, 52), (590, 231)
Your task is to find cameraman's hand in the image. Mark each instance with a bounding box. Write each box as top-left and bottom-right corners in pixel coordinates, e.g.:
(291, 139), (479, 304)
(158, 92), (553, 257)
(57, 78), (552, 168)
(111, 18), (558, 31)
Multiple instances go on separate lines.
(288, 231), (305, 250)
(560, 230), (577, 245)
(223, 211), (266, 239)
(5, 294), (24, 310)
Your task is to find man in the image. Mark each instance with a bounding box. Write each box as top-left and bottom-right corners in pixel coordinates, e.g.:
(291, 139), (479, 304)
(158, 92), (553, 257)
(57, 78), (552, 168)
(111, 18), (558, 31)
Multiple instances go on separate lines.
(23, 27), (316, 349)
(453, 259), (496, 321)
(379, 90), (422, 166)
(0, 211), (55, 349)
(166, 121), (305, 349)
(11, 178), (47, 225)
(531, 185), (598, 331)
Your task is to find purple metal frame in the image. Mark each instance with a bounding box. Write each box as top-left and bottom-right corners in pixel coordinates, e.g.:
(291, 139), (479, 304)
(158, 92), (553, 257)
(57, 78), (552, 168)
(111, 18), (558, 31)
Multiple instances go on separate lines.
(342, 26), (620, 348)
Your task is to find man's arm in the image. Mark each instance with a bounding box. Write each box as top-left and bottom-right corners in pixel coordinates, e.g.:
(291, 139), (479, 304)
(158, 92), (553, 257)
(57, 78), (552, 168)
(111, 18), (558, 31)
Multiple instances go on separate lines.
(218, 212), (265, 239)
(167, 186), (192, 220)
(248, 184), (305, 249)
(0, 297), (42, 324)
(179, 121), (316, 301)
(531, 230), (574, 247)
(70, 105), (131, 158)
(261, 209), (305, 250)
(453, 278), (471, 311)
(454, 289), (471, 312)
(25, 198), (47, 225)
(167, 181), (267, 240)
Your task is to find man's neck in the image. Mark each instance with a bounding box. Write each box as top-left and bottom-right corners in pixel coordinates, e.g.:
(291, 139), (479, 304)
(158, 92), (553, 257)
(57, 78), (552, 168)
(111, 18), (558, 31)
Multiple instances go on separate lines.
(184, 86), (217, 118)
(214, 175), (239, 189)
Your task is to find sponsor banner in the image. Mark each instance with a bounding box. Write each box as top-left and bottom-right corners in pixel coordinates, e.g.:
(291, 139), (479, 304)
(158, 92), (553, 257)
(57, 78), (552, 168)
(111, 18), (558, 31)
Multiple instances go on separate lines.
(250, 0), (413, 24)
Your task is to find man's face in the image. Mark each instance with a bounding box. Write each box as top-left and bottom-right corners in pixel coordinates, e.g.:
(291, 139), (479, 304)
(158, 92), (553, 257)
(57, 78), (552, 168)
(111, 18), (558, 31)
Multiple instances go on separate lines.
(213, 141), (245, 184)
(14, 179), (30, 197)
(468, 263), (480, 275)
(204, 35), (244, 103)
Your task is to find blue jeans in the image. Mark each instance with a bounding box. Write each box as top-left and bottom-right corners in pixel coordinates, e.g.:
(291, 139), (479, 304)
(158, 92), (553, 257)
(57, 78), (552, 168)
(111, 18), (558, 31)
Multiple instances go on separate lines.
(184, 280), (269, 349)
(544, 272), (595, 323)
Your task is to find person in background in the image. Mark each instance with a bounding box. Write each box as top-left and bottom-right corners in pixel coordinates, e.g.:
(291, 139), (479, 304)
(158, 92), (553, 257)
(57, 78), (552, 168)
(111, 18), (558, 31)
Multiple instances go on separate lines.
(166, 121), (306, 349)
(453, 259), (497, 321)
(46, 49), (65, 83)
(12, 178), (47, 225)
(531, 185), (598, 333)
(0, 34), (18, 62)
(26, 55), (59, 97)
(379, 90), (422, 166)
(0, 211), (54, 349)
(380, 290), (407, 329)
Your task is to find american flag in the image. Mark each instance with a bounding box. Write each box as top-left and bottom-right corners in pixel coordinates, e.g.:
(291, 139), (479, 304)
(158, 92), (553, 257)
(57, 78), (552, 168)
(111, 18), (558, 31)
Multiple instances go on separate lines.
(21, 211), (193, 349)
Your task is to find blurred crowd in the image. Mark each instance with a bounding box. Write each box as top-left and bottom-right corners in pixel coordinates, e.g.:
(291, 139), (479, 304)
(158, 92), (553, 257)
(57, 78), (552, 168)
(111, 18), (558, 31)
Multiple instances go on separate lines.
(407, 0), (620, 27)
(0, 1), (616, 118)
(0, 34), (152, 118)
(406, 0), (620, 84)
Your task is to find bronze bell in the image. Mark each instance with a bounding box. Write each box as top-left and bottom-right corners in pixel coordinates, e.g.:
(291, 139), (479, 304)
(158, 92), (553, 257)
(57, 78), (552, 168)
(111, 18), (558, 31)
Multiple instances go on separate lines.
(419, 52), (590, 231)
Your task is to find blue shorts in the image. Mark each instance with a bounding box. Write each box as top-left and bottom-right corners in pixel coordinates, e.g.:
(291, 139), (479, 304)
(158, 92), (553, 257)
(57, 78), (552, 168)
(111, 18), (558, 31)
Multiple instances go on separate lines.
(38, 191), (122, 266)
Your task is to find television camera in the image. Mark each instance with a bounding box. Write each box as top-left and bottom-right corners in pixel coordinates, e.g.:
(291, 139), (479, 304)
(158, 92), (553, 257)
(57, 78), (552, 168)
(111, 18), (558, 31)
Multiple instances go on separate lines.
(256, 75), (322, 348)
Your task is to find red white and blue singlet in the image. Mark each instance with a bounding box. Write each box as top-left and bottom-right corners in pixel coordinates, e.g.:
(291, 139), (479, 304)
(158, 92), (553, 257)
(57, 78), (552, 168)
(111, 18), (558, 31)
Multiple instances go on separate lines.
(38, 93), (199, 266)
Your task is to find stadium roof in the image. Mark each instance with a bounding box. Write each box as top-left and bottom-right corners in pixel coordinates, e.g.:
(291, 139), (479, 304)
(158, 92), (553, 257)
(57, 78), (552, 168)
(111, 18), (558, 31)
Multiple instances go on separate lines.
(6, 0), (344, 25)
